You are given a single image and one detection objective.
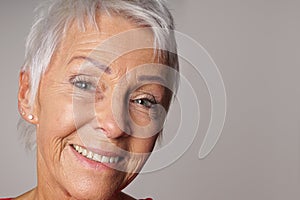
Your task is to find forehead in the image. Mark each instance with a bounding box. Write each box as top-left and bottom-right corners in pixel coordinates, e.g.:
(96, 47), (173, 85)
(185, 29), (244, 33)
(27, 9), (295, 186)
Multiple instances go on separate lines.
(45, 13), (174, 89)
(54, 13), (157, 70)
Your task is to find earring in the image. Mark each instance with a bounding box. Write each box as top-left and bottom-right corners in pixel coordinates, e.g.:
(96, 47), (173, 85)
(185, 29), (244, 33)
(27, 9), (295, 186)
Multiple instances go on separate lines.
(28, 114), (34, 120)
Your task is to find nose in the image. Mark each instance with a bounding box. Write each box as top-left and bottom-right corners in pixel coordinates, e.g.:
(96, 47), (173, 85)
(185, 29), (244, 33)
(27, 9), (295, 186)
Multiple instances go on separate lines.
(94, 99), (128, 139)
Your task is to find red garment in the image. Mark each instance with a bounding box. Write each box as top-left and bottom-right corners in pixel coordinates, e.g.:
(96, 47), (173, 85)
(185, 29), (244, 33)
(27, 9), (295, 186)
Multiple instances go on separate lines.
(1, 198), (152, 200)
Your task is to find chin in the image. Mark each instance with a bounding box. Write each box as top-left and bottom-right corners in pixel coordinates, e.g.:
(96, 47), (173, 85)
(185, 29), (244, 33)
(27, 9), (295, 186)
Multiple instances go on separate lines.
(62, 175), (124, 200)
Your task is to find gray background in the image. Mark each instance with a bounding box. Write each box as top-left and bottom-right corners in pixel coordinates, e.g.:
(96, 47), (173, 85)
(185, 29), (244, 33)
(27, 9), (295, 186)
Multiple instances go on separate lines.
(0, 0), (299, 199)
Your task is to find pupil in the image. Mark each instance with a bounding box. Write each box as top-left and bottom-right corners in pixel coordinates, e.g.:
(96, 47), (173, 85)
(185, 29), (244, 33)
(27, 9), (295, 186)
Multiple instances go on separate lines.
(76, 82), (87, 89)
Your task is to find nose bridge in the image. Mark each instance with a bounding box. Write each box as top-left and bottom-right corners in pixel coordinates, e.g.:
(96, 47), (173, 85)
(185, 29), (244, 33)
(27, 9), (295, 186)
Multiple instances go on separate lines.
(94, 95), (126, 138)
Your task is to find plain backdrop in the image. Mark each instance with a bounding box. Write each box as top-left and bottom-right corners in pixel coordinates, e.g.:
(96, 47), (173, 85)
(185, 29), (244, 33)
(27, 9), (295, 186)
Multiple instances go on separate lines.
(0, 0), (299, 199)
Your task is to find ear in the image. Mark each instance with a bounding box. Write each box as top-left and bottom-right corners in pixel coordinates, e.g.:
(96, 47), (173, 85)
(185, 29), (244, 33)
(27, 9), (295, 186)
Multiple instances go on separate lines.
(18, 71), (38, 124)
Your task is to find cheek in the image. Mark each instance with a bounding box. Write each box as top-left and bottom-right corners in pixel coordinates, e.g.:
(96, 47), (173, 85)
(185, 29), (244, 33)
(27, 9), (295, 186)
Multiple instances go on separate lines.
(122, 137), (157, 179)
(129, 136), (157, 153)
(37, 95), (76, 140)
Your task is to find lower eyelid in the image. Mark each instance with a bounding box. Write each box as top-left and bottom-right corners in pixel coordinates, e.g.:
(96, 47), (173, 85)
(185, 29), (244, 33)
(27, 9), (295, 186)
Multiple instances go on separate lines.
(130, 100), (153, 110)
(130, 103), (151, 114)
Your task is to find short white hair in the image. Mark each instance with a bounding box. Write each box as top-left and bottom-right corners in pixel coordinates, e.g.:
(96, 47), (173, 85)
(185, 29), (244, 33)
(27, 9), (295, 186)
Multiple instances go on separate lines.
(19, 0), (179, 150)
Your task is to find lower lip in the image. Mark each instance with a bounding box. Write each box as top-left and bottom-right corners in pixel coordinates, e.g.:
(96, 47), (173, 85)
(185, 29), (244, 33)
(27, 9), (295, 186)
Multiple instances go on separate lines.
(69, 145), (118, 171)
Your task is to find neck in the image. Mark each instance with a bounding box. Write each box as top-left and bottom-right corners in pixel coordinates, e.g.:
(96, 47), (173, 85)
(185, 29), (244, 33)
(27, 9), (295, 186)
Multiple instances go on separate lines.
(15, 187), (133, 200)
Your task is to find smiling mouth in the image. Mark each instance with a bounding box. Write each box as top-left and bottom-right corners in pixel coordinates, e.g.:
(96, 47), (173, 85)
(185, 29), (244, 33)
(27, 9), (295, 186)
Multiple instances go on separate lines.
(72, 144), (122, 164)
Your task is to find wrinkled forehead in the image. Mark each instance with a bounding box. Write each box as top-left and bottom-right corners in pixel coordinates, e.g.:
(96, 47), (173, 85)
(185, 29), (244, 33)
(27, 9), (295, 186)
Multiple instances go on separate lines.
(54, 15), (171, 77)
(48, 13), (176, 87)
(62, 13), (155, 59)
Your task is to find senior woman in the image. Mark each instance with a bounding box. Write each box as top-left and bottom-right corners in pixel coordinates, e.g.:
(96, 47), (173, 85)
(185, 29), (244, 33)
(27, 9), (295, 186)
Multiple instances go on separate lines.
(1, 0), (178, 200)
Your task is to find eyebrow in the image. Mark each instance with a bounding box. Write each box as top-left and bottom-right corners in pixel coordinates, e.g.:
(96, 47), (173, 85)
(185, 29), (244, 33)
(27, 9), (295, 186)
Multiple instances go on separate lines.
(138, 75), (166, 85)
(68, 56), (112, 74)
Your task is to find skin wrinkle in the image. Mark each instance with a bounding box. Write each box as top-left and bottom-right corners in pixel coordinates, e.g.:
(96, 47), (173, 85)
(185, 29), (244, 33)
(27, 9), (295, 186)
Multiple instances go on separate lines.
(69, 42), (121, 64)
(17, 13), (173, 200)
(68, 56), (112, 74)
(66, 41), (125, 84)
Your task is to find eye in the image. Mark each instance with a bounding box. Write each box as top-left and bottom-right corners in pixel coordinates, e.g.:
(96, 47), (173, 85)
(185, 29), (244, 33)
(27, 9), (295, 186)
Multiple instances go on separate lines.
(130, 96), (157, 109)
(74, 81), (92, 90)
(69, 75), (96, 91)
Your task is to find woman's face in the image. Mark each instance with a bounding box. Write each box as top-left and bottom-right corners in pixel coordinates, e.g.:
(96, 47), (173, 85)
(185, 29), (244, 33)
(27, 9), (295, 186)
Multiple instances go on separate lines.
(22, 14), (172, 199)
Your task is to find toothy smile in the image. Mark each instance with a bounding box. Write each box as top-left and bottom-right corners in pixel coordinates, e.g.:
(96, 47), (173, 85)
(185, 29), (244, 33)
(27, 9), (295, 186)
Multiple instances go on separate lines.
(72, 144), (121, 164)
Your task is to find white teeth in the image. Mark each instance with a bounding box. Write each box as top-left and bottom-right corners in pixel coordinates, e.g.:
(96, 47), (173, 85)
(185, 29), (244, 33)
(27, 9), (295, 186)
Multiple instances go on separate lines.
(109, 157), (114, 163)
(72, 144), (120, 164)
(101, 156), (109, 163)
(87, 151), (93, 159)
(82, 149), (87, 156)
(93, 154), (102, 162)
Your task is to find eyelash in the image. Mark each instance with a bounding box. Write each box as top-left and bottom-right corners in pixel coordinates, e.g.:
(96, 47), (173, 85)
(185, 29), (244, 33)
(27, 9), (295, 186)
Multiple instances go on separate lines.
(130, 94), (157, 109)
(69, 75), (97, 91)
